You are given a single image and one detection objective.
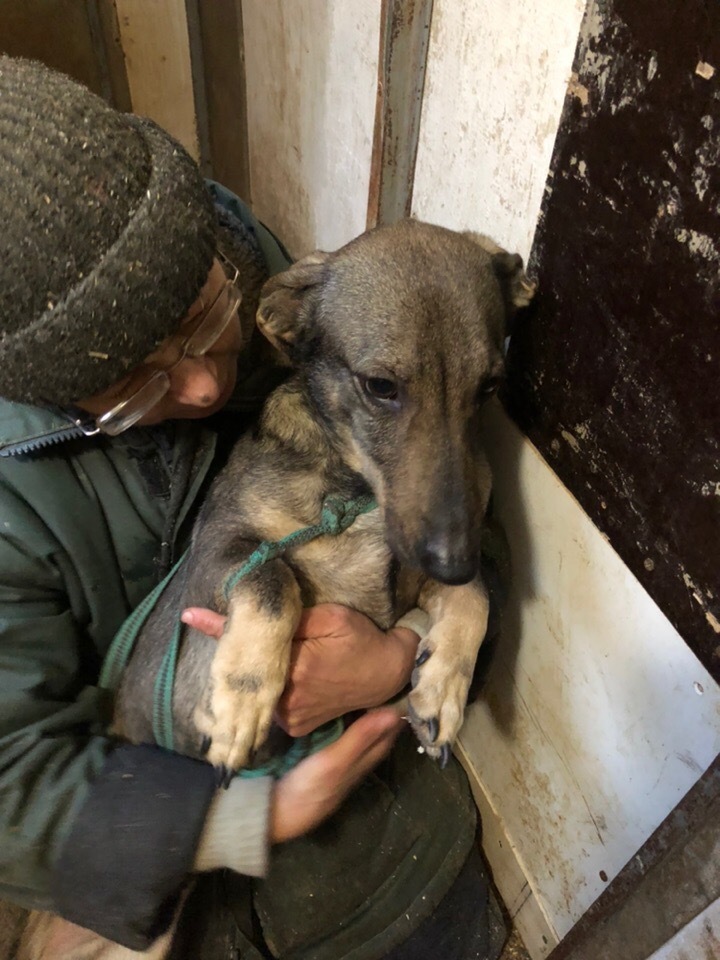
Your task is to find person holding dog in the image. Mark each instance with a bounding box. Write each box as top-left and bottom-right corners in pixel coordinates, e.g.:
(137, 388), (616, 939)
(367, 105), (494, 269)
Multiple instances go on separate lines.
(0, 58), (504, 960)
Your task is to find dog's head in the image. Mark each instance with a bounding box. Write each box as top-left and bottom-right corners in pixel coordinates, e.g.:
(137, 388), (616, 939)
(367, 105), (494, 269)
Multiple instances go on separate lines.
(257, 220), (534, 585)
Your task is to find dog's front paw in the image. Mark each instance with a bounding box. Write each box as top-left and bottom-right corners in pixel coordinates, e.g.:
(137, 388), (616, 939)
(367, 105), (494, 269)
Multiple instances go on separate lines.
(407, 640), (470, 767)
(193, 642), (289, 777)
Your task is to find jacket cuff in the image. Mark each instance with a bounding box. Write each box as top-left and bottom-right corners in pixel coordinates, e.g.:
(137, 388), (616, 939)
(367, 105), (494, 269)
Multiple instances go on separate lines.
(52, 743), (216, 951)
(194, 775), (273, 878)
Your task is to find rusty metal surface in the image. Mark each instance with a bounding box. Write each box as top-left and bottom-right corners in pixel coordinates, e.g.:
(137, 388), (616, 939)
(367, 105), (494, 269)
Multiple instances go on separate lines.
(548, 754), (720, 960)
(505, 0), (720, 681)
(367, 0), (434, 228)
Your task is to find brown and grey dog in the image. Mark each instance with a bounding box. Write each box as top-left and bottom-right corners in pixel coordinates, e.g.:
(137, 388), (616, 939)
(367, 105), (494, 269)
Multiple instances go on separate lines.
(113, 219), (534, 772)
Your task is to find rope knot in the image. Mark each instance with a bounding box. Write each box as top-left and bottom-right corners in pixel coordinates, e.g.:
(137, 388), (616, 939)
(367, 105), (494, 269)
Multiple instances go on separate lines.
(320, 496), (348, 535)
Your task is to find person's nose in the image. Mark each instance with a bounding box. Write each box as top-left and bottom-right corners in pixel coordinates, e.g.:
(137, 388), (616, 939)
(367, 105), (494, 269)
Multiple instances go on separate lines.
(167, 357), (222, 408)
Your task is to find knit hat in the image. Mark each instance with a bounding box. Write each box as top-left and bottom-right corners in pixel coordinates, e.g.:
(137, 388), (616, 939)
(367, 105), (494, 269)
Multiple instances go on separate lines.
(0, 57), (217, 406)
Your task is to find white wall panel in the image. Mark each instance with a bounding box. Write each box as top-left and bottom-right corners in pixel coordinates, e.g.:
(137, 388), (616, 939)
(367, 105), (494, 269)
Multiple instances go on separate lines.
(460, 405), (720, 949)
(412, 0), (587, 260)
(242, 0), (380, 257)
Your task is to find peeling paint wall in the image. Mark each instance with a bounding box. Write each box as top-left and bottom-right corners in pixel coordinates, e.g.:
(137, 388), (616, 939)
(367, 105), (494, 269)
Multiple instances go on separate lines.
(412, 0), (587, 260)
(241, 0), (380, 257)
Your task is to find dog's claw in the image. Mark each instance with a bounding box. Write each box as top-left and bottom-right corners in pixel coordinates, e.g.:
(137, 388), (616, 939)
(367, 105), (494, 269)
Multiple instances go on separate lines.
(415, 648), (431, 667)
(427, 717), (439, 743)
(200, 735), (212, 756)
(215, 764), (234, 790)
(439, 744), (451, 769)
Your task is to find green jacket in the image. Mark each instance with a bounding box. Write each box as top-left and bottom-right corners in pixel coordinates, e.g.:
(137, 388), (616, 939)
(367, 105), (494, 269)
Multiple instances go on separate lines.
(0, 187), (290, 944)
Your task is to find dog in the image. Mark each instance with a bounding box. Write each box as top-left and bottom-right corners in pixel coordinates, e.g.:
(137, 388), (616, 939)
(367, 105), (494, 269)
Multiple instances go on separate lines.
(22, 219), (533, 960)
(113, 218), (533, 769)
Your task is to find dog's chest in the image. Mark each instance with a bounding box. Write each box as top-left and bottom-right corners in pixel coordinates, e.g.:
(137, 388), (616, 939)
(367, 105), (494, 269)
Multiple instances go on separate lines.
(288, 511), (405, 629)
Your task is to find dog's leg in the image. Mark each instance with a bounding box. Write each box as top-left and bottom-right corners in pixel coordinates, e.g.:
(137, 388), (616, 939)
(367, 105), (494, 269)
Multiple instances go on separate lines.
(194, 555), (302, 772)
(407, 579), (489, 763)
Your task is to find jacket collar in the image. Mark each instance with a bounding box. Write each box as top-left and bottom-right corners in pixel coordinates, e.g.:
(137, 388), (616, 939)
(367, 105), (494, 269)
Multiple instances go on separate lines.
(0, 400), (96, 458)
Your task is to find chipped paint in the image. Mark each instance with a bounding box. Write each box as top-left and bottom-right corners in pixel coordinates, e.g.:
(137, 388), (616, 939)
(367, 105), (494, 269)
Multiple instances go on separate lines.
(561, 429), (581, 453)
(412, 0), (588, 260)
(695, 60), (715, 79)
(674, 228), (718, 260)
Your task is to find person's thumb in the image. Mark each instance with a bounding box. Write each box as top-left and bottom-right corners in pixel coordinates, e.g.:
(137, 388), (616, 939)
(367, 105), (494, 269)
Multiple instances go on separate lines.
(181, 607), (227, 639)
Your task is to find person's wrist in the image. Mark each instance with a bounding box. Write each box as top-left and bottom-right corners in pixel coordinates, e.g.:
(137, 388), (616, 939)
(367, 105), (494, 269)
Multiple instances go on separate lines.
(382, 627), (420, 700)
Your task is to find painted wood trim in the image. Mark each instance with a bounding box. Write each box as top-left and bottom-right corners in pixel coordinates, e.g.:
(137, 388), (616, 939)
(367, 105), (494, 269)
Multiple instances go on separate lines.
(185, 0), (251, 198)
(113, 0), (198, 159)
(90, 0), (132, 111)
(456, 740), (561, 960)
(367, 0), (434, 228)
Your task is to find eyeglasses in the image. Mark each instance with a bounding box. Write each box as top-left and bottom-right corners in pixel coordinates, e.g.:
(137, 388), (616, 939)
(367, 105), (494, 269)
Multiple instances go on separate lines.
(79, 253), (243, 437)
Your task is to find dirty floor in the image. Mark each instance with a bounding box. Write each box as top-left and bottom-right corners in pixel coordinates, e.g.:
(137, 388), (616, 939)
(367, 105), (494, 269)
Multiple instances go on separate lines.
(499, 927), (532, 959)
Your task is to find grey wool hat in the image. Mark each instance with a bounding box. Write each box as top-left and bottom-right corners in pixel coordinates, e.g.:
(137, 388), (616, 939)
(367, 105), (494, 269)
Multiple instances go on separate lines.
(0, 56), (217, 406)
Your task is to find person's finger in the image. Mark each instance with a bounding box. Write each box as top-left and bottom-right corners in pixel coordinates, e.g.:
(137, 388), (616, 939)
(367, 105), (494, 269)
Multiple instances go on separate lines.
(180, 607), (226, 639)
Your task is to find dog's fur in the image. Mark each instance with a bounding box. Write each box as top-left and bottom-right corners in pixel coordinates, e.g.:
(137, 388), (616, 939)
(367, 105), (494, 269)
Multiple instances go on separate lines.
(113, 219), (533, 767)
(22, 220), (533, 959)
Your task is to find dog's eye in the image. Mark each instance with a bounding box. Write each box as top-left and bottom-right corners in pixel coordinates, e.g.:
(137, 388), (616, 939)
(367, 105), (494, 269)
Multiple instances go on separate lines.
(362, 377), (399, 402)
(476, 377), (501, 403)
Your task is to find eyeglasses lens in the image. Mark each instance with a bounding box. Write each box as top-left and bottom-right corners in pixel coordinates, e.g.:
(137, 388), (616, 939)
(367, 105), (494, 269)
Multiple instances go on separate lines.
(95, 265), (243, 436)
(98, 371), (170, 436)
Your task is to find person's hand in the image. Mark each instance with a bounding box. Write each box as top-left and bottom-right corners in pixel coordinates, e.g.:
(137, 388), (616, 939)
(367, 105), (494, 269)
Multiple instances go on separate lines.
(277, 605), (418, 734)
(269, 707), (403, 843)
(181, 604), (419, 736)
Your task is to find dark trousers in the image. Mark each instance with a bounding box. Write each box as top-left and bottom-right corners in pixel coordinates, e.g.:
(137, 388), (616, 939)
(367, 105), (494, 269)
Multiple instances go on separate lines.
(382, 845), (505, 960)
(170, 844), (505, 960)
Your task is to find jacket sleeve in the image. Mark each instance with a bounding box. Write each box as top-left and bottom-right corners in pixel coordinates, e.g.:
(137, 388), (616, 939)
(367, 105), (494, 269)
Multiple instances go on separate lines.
(0, 489), (216, 950)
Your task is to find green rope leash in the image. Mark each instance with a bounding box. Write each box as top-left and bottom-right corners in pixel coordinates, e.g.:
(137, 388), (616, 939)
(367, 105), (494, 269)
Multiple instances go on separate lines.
(220, 494), (377, 600)
(101, 493), (378, 777)
(99, 552), (188, 692)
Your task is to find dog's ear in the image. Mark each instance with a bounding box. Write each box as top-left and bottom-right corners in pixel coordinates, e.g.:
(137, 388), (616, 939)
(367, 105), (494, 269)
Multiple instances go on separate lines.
(256, 251), (330, 359)
(464, 232), (537, 314)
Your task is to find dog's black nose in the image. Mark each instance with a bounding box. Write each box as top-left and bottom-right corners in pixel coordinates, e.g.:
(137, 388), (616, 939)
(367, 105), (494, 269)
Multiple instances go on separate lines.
(420, 542), (478, 585)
